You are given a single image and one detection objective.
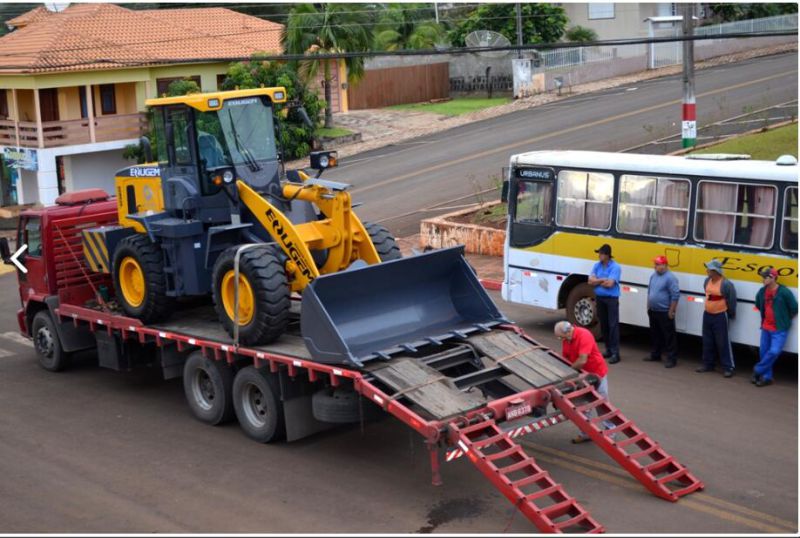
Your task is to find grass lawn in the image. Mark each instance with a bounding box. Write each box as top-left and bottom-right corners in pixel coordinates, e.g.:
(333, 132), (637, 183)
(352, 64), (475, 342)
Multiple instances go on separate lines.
(388, 97), (512, 116)
(691, 124), (798, 160)
(315, 126), (354, 138)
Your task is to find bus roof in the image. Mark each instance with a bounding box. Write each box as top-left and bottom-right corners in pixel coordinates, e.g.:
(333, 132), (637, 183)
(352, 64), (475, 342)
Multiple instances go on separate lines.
(511, 151), (799, 182)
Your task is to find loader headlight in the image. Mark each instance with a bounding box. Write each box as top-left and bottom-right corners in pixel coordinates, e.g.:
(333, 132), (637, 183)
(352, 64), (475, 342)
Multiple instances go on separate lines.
(223, 170), (235, 184)
(318, 154), (329, 168)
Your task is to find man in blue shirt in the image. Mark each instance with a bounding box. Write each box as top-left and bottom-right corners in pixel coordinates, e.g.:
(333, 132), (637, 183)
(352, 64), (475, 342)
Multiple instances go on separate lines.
(588, 244), (621, 364)
(645, 255), (680, 368)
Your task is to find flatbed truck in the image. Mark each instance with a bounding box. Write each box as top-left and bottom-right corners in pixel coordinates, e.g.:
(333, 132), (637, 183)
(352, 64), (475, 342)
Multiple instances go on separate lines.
(2, 189), (704, 533)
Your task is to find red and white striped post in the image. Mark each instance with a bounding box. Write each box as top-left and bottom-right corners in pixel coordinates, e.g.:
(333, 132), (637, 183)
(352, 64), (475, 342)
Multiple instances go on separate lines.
(681, 4), (696, 148)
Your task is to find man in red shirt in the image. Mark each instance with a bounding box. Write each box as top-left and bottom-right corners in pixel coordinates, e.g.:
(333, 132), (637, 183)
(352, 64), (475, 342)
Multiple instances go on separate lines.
(555, 321), (613, 443)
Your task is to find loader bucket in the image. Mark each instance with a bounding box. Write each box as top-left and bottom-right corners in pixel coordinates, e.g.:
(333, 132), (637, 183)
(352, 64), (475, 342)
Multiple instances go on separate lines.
(301, 246), (509, 367)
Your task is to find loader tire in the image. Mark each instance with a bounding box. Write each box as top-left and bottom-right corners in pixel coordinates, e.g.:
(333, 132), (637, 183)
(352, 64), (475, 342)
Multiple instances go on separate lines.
(212, 245), (290, 346)
(565, 283), (602, 339)
(32, 310), (70, 372)
(364, 222), (401, 261)
(112, 235), (173, 323)
(233, 366), (285, 443)
(183, 351), (235, 425)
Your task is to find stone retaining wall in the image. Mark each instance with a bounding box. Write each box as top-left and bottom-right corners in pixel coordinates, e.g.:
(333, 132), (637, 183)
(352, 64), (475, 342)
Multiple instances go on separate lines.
(420, 202), (506, 256)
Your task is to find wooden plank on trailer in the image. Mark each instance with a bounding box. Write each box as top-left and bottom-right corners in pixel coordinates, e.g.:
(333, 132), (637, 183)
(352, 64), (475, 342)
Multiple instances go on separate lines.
(368, 357), (486, 420)
(469, 332), (576, 388)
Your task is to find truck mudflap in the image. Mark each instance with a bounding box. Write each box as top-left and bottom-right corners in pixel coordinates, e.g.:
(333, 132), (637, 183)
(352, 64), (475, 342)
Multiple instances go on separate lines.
(300, 246), (509, 367)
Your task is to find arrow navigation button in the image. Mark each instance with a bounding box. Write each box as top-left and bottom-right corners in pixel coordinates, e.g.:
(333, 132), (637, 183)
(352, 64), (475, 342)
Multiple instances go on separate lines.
(10, 244), (27, 274)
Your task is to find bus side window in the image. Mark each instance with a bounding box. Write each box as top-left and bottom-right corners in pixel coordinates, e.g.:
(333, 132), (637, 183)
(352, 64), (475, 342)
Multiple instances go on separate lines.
(781, 186), (798, 252)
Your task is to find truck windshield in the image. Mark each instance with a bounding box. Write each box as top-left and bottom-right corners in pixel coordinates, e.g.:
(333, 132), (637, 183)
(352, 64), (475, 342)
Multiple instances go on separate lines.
(195, 96), (278, 170)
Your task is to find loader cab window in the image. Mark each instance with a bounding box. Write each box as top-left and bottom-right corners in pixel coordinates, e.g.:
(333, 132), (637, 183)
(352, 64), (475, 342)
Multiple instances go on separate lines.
(218, 96), (278, 165)
(167, 109), (193, 166)
(151, 110), (168, 165)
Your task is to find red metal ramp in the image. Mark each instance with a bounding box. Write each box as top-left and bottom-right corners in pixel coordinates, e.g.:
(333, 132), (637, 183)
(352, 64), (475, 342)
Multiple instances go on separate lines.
(549, 380), (705, 501)
(448, 418), (604, 534)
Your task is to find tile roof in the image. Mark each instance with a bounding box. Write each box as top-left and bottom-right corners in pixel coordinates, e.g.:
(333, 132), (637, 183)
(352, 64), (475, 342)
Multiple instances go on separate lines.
(0, 4), (284, 74)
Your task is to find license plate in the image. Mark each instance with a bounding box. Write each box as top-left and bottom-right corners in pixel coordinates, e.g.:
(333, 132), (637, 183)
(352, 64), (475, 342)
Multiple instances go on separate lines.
(506, 401), (532, 421)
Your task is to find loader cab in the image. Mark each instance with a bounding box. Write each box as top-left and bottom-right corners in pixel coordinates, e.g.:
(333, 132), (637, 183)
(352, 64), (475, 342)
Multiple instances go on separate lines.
(147, 89), (287, 224)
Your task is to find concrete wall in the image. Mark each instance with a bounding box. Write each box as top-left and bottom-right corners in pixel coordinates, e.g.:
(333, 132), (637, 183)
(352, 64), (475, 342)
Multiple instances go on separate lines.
(65, 148), (129, 195)
(560, 3), (672, 40)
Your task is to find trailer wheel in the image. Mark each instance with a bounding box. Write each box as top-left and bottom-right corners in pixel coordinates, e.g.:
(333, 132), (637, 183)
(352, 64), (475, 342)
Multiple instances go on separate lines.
(365, 222), (401, 261)
(232, 366), (285, 443)
(312, 388), (384, 424)
(183, 351), (235, 425)
(112, 235), (173, 323)
(31, 311), (69, 372)
(212, 245), (290, 346)
(565, 283), (601, 339)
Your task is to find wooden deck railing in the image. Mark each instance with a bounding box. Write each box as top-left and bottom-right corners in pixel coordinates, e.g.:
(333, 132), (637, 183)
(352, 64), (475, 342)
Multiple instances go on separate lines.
(0, 113), (146, 148)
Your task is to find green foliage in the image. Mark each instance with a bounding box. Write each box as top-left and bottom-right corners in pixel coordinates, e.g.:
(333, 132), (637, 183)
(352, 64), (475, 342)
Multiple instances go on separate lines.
(448, 3), (567, 47)
(221, 58), (324, 160)
(565, 25), (598, 43)
(691, 124), (797, 160)
(284, 3), (375, 128)
(709, 3), (797, 22)
(165, 78), (201, 97)
(374, 3), (447, 50)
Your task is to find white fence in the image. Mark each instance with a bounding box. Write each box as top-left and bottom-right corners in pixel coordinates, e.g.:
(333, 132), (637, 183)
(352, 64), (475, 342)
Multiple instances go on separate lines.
(540, 14), (797, 72)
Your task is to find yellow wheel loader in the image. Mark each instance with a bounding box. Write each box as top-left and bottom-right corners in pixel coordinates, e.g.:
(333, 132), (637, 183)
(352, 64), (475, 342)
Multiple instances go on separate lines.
(83, 88), (400, 345)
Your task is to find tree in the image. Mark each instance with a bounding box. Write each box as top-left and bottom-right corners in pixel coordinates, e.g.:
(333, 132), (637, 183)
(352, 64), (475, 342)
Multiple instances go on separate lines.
(565, 25), (598, 43)
(166, 78), (201, 97)
(374, 3), (447, 51)
(709, 3), (797, 22)
(221, 58), (324, 160)
(283, 3), (374, 128)
(448, 3), (567, 47)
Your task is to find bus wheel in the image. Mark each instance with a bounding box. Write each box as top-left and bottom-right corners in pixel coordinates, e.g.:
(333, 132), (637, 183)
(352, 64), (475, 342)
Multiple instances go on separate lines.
(566, 283), (601, 339)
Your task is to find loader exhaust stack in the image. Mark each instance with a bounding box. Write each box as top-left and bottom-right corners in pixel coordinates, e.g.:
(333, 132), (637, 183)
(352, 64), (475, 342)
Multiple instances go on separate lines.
(301, 247), (509, 367)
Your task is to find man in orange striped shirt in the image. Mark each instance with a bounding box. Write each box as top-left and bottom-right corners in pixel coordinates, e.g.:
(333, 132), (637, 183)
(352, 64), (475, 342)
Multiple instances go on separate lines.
(696, 259), (737, 377)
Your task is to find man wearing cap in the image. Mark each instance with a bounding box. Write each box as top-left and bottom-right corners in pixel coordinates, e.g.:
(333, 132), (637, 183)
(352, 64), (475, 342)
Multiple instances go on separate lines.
(645, 255), (680, 368)
(588, 244), (621, 364)
(697, 259), (737, 377)
(554, 321), (615, 443)
(752, 266), (797, 387)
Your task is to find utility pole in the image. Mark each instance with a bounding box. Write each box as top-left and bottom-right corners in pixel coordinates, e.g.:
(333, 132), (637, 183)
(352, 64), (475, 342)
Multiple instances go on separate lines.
(681, 3), (696, 148)
(434, 2), (438, 24)
(515, 3), (523, 59)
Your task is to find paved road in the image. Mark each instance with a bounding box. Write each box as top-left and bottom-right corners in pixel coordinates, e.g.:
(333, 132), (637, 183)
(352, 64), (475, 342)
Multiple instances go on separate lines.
(324, 52), (798, 237)
(0, 272), (795, 533)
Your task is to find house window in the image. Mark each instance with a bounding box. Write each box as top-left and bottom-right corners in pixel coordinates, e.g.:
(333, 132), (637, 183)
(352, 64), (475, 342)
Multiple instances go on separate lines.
(556, 170), (614, 231)
(100, 84), (116, 115)
(589, 3), (615, 19)
(156, 76), (201, 97)
(0, 91), (8, 118)
(217, 74), (227, 90)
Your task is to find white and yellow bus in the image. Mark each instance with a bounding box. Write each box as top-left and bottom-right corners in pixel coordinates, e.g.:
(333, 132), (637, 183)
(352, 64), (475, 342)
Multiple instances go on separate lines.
(501, 150), (798, 353)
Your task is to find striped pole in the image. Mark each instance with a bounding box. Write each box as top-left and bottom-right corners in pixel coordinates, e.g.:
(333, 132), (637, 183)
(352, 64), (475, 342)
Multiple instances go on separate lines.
(681, 4), (696, 148)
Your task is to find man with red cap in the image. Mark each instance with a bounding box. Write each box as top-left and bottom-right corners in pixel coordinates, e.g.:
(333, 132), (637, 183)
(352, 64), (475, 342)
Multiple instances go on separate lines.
(645, 255), (680, 368)
(753, 266), (797, 387)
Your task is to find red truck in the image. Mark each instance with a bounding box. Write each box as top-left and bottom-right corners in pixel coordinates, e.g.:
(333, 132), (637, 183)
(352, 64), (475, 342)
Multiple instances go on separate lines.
(0, 189), (703, 533)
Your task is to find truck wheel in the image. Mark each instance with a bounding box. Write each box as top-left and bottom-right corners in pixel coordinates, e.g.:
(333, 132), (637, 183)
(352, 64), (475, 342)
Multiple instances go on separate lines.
(233, 366), (285, 443)
(112, 235), (173, 323)
(31, 311), (70, 372)
(565, 283), (602, 339)
(365, 222), (401, 261)
(212, 245), (290, 346)
(183, 351), (234, 425)
(312, 388), (384, 424)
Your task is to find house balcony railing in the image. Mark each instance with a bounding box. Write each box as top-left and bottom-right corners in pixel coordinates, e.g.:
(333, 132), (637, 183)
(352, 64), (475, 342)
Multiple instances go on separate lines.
(0, 113), (147, 149)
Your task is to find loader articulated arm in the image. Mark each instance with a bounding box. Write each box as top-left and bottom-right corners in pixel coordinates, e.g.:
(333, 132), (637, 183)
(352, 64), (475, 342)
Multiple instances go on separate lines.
(236, 180), (381, 292)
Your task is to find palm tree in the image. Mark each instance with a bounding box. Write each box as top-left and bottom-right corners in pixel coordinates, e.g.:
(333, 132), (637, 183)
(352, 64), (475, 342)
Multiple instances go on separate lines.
(284, 4), (374, 129)
(374, 3), (446, 51)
